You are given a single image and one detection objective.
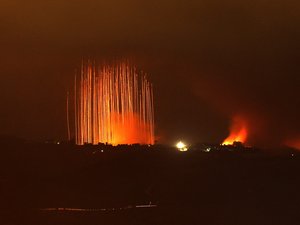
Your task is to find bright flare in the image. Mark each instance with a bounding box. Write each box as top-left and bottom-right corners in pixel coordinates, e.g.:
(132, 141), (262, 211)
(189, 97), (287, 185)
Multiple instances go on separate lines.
(222, 116), (248, 145)
(176, 141), (188, 151)
(73, 60), (155, 146)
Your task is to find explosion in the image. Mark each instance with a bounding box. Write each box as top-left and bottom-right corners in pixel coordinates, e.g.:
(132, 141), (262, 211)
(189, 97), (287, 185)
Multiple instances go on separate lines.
(72, 60), (154, 146)
(222, 116), (248, 145)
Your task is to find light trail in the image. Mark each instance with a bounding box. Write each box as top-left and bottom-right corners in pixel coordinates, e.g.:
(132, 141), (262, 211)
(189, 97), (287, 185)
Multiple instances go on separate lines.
(73, 60), (154, 146)
(40, 204), (158, 212)
(66, 91), (71, 142)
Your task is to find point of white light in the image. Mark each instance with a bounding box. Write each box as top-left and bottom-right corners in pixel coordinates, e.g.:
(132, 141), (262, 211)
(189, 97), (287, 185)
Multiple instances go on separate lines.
(176, 141), (188, 151)
(176, 141), (185, 149)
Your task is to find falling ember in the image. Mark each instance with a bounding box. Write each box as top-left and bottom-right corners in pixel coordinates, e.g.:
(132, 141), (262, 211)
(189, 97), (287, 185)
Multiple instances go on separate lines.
(73, 60), (154, 146)
(222, 116), (248, 145)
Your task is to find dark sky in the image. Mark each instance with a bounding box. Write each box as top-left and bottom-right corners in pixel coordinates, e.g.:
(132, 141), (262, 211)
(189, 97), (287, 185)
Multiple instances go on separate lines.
(1, 0), (300, 147)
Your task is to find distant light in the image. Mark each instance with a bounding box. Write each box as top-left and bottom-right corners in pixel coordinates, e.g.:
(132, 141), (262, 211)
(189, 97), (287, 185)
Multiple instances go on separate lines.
(176, 141), (185, 149)
(176, 141), (188, 151)
(204, 147), (211, 152)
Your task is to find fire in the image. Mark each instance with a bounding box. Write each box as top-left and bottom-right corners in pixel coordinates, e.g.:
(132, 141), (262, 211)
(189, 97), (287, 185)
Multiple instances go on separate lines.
(72, 60), (154, 145)
(222, 116), (248, 145)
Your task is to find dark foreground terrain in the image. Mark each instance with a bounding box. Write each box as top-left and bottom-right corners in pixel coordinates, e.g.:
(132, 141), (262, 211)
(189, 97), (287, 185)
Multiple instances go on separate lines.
(0, 142), (300, 225)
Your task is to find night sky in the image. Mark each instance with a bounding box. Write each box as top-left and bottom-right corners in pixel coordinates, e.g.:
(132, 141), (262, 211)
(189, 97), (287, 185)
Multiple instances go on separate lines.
(1, 0), (300, 147)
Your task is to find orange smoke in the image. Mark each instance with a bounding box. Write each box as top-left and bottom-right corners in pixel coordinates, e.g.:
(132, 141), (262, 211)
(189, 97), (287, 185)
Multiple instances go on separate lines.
(222, 116), (248, 145)
(284, 136), (300, 150)
(105, 112), (154, 145)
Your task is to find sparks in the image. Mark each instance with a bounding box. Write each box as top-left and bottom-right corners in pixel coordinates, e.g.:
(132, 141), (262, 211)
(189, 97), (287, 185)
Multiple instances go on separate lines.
(72, 60), (155, 146)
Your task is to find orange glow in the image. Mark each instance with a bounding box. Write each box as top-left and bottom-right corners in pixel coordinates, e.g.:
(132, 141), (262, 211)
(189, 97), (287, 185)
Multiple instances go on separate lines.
(73, 61), (154, 145)
(222, 116), (248, 145)
(285, 137), (300, 150)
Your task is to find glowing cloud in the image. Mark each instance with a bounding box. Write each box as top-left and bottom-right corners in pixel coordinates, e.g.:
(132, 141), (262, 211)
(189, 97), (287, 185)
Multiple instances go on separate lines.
(284, 136), (300, 150)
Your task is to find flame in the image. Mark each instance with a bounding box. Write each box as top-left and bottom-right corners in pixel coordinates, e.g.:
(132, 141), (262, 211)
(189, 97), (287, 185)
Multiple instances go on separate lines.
(222, 116), (248, 145)
(73, 61), (155, 145)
